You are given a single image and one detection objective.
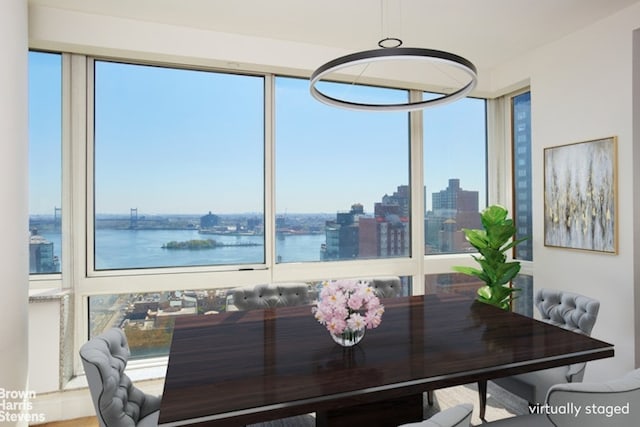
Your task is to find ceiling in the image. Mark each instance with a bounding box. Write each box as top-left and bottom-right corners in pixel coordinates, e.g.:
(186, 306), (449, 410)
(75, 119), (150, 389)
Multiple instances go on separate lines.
(29, 0), (640, 96)
(30, 0), (640, 71)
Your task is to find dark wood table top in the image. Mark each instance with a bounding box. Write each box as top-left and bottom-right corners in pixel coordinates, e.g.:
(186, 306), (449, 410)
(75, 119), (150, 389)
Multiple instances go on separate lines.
(158, 294), (614, 426)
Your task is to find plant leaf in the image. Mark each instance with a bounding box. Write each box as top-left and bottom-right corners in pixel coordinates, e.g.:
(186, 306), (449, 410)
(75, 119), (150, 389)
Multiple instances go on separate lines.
(452, 265), (490, 283)
(487, 224), (516, 248)
(462, 229), (488, 250)
(481, 205), (508, 228)
(500, 236), (529, 252)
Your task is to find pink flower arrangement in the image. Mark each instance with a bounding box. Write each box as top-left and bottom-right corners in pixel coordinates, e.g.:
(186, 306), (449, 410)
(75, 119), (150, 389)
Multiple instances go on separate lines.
(313, 279), (384, 336)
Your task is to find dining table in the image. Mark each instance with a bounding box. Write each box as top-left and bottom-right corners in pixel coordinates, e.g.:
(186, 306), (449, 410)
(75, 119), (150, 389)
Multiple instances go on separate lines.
(158, 294), (614, 426)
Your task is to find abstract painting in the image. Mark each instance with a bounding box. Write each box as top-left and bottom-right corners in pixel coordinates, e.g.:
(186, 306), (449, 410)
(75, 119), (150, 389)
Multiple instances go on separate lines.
(544, 137), (617, 253)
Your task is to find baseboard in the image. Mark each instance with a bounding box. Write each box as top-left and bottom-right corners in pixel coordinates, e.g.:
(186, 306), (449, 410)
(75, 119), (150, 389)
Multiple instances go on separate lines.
(31, 378), (165, 424)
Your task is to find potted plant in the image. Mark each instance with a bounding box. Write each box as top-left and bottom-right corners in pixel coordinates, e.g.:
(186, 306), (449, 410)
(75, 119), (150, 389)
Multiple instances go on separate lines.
(452, 205), (528, 310)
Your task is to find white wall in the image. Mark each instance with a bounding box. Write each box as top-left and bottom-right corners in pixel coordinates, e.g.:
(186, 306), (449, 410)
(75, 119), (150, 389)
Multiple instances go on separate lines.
(491, 4), (640, 380)
(0, 1), (30, 426)
(634, 28), (640, 369)
(28, 298), (61, 393)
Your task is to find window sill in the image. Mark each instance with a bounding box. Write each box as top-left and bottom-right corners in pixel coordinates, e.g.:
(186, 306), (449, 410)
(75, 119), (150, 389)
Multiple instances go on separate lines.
(66, 358), (167, 390)
(29, 287), (70, 302)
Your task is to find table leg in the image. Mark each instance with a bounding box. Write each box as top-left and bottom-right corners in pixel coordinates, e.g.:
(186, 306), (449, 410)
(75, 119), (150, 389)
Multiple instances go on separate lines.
(478, 380), (487, 420)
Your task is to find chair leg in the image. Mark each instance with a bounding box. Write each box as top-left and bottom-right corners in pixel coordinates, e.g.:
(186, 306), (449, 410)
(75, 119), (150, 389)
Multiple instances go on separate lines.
(427, 390), (434, 405)
(478, 380), (487, 420)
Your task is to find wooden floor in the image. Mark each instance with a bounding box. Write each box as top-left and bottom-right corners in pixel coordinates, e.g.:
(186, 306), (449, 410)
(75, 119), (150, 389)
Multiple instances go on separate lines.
(37, 416), (98, 427)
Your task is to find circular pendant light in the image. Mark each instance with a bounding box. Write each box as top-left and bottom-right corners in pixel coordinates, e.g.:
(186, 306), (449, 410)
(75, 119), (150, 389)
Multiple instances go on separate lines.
(309, 46), (478, 112)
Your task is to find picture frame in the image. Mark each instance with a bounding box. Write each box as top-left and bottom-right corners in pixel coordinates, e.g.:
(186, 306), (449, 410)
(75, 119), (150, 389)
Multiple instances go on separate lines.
(543, 136), (618, 254)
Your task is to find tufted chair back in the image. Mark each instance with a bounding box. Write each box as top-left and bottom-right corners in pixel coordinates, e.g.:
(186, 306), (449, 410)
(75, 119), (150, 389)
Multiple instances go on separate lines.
(483, 288), (602, 414)
(80, 328), (161, 427)
(362, 277), (402, 299)
(535, 288), (600, 335)
(232, 283), (310, 310)
(544, 368), (640, 427)
(482, 369), (640, 426)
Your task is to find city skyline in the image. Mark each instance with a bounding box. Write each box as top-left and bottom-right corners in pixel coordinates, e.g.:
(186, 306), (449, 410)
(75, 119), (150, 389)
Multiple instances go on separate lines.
(30, 177), (484, 219)
(29, 181), (482, 218)
(29, 178), (482, 273)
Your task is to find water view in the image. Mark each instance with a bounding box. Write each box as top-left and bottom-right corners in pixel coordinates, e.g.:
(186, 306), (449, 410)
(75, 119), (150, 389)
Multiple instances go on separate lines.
(96, 229), (325, 269)
(37, 228), (326, 271)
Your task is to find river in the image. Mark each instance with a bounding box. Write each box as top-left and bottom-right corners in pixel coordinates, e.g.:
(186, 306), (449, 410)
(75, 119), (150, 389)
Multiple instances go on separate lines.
(39, 229), (326, 270)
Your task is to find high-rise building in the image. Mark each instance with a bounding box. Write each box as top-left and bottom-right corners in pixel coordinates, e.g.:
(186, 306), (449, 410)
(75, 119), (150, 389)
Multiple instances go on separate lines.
(426, 178), (481, 254)
(379, 185), (410, 217)
(322, 188), (411, 260)
(359, 215), (409, 258)
(360, 186), (410, 258)
(512, 92), (533, 261)
(321, 204), (363, 260)
(432, 179), (478, 216)
(29, 229), (59, 273)
(511, 91), (533, 316)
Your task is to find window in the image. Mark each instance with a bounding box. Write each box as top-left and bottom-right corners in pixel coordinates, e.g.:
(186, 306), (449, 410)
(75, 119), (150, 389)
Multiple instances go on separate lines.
(424, 273), (482, 297)
(274, 77), (410, 263)
(423, 95), (487, 255)
(512, 91), (532, 261)
(29, 51), (62, 274)
(89, 288), (237, 359)
(29, 50), (503, 369)
(91, 275), (410, 359)
(512, 274), (534, 316)
(93, 61), (265, 270)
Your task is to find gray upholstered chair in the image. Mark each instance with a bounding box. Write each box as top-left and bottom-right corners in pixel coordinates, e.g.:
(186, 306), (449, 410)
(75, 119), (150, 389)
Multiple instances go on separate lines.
(483, 368), (640, 426)
(80, 328), (161, 427)
(478, 288), (600, 418)
(231, 282), (310, 310)
(362, 276), (402, 298)
(398, 403), (473, 427)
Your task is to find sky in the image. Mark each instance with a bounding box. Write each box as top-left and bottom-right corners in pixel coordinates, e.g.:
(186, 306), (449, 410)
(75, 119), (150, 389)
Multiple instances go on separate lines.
(29, 52), (486, 216)
(29, 52), (62, 215)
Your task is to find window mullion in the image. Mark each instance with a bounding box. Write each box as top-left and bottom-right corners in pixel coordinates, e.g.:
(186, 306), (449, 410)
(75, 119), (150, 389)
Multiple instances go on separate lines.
(60, 53), (73, 290)
(69, 53), (89, 378)
(486, 96), (509, 206)
(81, 56), (94, 282)
(409, 89), (425, 295)
(264, 74), (276, 277)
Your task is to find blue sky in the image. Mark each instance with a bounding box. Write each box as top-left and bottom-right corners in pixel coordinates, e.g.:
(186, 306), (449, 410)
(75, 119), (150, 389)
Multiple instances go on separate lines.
(29, 52), (486, 216)
(275, 77), (410, 214)
(94, 61), (264, 215)
(29, 52), (62, 215)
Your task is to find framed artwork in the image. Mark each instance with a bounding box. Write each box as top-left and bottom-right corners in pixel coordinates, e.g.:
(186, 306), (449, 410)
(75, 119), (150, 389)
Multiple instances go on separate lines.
(543, 136), (618, 254)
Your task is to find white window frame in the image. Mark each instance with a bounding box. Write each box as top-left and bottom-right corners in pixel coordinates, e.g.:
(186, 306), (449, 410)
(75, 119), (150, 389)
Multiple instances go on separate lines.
(27, 51), (68, 290)
(27, 52), (507, 378)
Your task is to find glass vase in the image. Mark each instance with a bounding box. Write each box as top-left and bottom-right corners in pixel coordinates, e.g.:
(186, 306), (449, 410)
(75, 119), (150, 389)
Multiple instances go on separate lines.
(331, 328), (365, 347)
